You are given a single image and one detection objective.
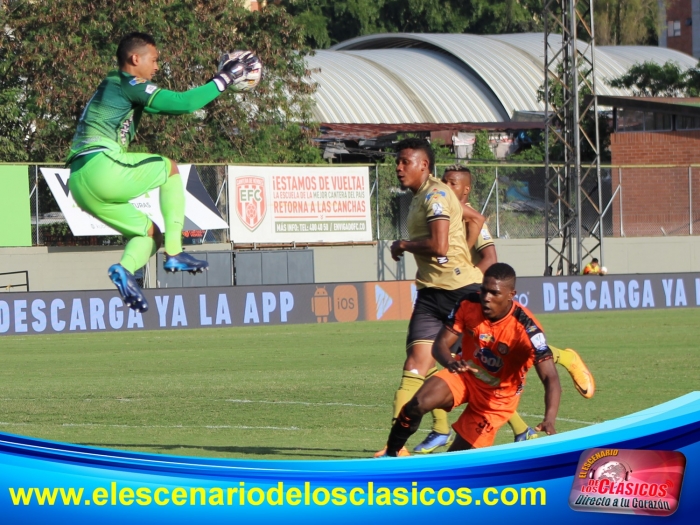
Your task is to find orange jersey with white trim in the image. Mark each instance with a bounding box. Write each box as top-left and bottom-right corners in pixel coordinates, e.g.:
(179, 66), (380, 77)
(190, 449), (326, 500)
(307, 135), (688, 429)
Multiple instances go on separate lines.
(445, 293), (553, 397)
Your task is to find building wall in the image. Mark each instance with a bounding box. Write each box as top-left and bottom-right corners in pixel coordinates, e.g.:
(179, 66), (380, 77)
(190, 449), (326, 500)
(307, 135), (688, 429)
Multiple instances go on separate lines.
(3, 238), (700, 292)
(665, 0), (693, 55)
(243, 0), (261, 11)
(694, 0), (700, 57)
(609, 130), (700, 236)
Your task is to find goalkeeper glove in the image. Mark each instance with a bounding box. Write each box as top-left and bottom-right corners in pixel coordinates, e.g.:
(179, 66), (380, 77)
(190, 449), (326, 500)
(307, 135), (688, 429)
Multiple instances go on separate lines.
(212, 51), (262, 92)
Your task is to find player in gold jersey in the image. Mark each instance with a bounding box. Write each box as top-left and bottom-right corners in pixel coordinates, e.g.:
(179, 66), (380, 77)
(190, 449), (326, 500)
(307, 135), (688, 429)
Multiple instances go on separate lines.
(374, 139), (485, 457)
(441, 165), (595, 442)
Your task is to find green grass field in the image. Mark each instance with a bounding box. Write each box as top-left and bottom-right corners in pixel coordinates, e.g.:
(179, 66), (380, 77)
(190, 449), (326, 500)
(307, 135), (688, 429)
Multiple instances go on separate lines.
(0, 309), (698, 460)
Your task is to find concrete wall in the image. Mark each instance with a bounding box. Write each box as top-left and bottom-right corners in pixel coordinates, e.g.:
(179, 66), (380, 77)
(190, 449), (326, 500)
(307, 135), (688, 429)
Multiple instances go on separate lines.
(3, 237), (700, 291)
(495, 236), (700, 276)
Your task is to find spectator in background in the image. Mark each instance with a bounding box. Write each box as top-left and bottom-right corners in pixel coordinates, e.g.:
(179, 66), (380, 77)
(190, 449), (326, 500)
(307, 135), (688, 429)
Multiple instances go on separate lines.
(583, 258), (601, 275)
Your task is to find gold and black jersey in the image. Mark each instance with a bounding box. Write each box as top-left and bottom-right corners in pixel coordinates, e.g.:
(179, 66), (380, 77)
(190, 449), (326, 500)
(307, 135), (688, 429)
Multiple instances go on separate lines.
(407, 177), (482, 290)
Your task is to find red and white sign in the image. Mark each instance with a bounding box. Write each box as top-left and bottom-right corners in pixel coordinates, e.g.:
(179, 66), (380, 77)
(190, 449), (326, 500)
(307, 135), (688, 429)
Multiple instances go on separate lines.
(235, 176), (266, 231)
(569, 448), (686, 517)
(228, 166), (372, 243)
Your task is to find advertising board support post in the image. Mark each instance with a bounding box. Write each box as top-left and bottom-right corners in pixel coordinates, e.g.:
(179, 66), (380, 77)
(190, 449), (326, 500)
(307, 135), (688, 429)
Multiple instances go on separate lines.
(372, 164), (384, 282)
(690, 166), (693, 236)
(375, 164), (379, 242)
(34, 166), (39, 245)
(619, 167), (624, 237)
(495, 166), (500, 238)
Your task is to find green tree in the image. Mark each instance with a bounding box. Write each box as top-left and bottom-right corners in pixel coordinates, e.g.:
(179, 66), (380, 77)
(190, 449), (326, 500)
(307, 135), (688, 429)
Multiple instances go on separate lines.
(281, 0), (383, 48)
(283, 0), (541, 48)
(456, 0), (542, 35)
(468, 130), (497, 210)
(0, 0), (321, 164)
(538, 64), (612, 163)
(608, 60), (700, 97)
(594, 0), (659, 45)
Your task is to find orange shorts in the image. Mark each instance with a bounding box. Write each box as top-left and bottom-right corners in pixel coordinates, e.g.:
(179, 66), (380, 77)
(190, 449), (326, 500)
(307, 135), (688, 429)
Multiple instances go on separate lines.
(436, 368), (520, 448)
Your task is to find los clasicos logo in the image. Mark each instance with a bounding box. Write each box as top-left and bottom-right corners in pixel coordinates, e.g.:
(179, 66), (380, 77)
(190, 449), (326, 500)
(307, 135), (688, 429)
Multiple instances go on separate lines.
(569, 448), (686, 517)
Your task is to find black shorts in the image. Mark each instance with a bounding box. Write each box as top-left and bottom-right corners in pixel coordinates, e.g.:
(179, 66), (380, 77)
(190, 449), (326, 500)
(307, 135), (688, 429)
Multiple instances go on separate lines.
(406, 283), (480, 349)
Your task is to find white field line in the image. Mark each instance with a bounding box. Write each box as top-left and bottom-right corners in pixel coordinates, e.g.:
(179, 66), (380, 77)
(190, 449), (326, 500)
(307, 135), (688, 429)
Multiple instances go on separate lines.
(225, 399), (383, 408)
(518, 412), (598, 425)
(223, 400), (599, 425)
(0, 422), (299, 431)
(0, 402), (598, 428)
(0, 421), (432, 434)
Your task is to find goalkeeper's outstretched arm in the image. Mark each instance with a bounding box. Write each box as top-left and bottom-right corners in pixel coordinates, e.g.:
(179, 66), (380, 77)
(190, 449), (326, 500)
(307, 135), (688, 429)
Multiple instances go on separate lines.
(145, 51), (262, 115)
(146, 82), (221, 115)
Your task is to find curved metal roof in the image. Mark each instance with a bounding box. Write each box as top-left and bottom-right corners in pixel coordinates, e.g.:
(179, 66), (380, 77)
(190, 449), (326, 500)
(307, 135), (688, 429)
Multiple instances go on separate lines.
(309, 33), (698, 123)
(598, 45), (698, 76)
(306, 49), (508, 124)
(485, 33), (632, 96)
(334, 33), (546, 115)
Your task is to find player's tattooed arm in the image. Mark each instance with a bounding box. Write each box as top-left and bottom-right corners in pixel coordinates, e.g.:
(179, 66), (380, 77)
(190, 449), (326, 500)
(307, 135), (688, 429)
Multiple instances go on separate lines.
(432, 326), (477, 373)
(534, 357), (561, 435)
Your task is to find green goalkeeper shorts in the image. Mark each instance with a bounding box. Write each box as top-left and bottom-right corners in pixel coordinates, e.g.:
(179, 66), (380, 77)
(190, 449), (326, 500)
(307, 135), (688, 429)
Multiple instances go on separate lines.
(68, 150), (171, 238)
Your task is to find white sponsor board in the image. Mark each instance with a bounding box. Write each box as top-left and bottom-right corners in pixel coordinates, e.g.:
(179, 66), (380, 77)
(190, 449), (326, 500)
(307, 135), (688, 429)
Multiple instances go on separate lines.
(41, 165), (228, 236)
(228, 166), (372, 243)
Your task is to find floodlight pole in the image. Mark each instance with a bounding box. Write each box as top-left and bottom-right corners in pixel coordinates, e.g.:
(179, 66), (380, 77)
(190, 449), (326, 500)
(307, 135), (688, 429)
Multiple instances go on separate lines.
(543, 0), (603, 275)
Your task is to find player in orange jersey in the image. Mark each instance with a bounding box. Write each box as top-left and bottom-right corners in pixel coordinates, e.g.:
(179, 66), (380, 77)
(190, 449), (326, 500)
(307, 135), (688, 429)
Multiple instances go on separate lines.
(441, 165), (594, 444)
(378, 263), (561, 456)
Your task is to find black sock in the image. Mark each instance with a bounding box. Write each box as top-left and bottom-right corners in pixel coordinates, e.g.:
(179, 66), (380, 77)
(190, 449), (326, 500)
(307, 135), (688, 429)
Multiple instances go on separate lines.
(386, 403), (423, 456)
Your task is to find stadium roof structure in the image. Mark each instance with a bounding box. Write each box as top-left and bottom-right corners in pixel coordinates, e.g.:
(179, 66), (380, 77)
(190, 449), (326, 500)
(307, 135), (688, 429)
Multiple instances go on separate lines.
(305, 32), (698, 125)
(317, 121), (544, 143)
(593, 95), (700, 116)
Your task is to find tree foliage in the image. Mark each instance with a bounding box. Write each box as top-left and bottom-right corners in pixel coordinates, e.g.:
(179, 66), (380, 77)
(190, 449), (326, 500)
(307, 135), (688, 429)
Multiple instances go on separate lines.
(283, 0), (662, 48)
(608, 60), (700, 97)
(0, 0), (322, 163)
(593, 0), (660, 46)
(538, 65), (611, 162)
(282, 0), (541, 48)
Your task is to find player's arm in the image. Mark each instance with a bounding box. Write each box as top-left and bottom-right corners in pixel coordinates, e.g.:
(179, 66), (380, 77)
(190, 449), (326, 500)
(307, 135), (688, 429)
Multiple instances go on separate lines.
(432, 326), (477, 373)
(143, 52), (261, 115)
(533, 357), (561, 435)
(461, 203), (485, 250)
(146, 82), (221, 115)
(391, 218), (448, 261)
(475, 244), (497, 274)
(432, 301), (478, 373)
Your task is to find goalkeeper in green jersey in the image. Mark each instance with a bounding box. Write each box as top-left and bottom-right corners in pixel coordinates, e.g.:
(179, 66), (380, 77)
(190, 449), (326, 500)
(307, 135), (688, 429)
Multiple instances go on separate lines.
(67, 32), (261, 312)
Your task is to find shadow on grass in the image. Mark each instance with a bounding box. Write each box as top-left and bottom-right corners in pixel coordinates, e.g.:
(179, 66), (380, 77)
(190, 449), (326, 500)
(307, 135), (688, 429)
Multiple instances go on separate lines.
(77, 443), (376, 459)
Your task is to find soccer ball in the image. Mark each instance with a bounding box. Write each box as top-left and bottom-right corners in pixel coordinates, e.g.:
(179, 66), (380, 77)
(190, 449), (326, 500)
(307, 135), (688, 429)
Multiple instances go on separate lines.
(600, 266), (608, 275)
(218, 51), (263, 92)
(238, 55), (262, 92)
(231, 50), (262, 92)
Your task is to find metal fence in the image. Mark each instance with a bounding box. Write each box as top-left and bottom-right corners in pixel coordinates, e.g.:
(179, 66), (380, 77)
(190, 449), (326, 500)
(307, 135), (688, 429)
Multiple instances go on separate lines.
(371, 163), (613, 241)
(19, 163), (700, 246)
(609, 166), (700, 237)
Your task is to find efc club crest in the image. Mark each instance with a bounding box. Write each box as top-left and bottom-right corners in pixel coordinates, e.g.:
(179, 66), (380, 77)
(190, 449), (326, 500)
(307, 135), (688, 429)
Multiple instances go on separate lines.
(235, 176), (266, 231)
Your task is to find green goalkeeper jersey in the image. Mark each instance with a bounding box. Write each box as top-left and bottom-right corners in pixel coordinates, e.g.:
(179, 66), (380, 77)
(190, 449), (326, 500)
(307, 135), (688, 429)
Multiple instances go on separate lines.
(67, 70), (221, 164)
